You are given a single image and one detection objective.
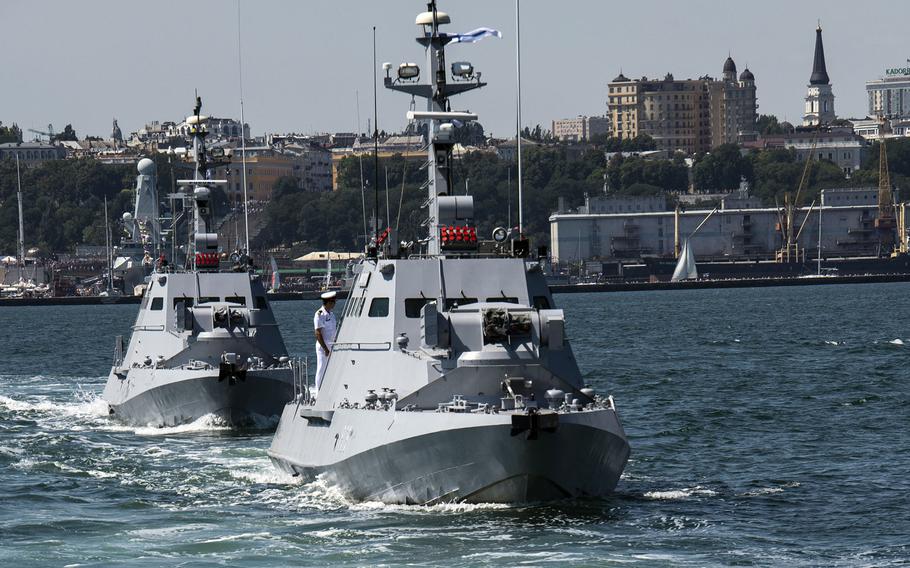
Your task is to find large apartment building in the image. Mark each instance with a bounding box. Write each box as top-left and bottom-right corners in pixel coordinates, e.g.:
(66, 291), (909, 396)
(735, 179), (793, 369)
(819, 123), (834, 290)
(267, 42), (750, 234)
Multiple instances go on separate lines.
(607, 56), (757, 154)
(551, 115), (610, 142)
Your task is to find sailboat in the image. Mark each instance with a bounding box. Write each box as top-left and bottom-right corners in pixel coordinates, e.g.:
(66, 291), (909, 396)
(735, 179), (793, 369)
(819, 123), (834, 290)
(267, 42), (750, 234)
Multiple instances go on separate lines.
(671, 239), (698, 282)
(268, 255), (281, 293)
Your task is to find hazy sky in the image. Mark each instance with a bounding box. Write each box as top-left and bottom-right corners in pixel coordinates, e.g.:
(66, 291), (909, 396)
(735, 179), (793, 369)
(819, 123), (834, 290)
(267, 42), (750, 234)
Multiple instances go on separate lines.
(2, 0), (908, 140)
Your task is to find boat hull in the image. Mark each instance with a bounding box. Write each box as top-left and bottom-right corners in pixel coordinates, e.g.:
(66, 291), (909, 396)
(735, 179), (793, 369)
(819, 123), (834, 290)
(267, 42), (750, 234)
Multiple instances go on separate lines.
(103, 367), (295, 427)
(268, 405), (630, 504)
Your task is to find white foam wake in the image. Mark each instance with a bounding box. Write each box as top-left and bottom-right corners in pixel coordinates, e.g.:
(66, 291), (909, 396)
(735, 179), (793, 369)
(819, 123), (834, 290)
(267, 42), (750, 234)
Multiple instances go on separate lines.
(0, 393), (109, 420)
(643, 486), (717, 500)
(133, 413), (234, 436)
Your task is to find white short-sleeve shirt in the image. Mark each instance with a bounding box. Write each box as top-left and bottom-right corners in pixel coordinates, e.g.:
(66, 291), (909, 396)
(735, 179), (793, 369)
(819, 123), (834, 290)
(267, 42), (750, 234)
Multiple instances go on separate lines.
(314, 306), (337, 344)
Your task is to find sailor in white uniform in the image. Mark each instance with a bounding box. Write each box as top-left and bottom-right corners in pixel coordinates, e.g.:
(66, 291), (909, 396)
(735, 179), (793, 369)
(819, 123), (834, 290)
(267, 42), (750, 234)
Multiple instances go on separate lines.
(313, 291), (338, 391)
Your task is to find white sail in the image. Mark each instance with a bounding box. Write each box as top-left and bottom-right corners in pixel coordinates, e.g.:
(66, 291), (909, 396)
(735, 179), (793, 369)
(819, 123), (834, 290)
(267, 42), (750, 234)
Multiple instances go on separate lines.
(671, 239), (698, 282)
(269, 256), (280, 292)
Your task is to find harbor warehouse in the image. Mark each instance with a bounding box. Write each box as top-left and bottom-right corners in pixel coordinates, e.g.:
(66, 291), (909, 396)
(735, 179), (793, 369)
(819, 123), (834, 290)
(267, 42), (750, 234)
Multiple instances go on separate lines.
(549, 190), (884, 263)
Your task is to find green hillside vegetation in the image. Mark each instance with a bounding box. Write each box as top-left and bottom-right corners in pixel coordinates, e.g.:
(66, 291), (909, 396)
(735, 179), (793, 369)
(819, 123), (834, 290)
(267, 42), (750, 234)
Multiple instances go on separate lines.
(0, 154), (228, 256)
(258, 146), (607, 251)
(3, 137), (910, 256)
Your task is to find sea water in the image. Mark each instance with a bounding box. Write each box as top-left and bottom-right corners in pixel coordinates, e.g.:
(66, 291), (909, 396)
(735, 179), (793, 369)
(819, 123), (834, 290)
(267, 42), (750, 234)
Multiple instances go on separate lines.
(1, 284), (908, 566)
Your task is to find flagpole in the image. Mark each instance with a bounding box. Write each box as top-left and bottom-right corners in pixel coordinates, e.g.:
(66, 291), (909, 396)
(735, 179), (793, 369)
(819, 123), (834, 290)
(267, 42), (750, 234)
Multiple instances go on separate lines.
(515, 0), (524, 236)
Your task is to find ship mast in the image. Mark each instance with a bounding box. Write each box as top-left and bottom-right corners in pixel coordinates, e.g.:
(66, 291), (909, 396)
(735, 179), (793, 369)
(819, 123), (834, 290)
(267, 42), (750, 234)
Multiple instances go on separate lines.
(178, 95), (226, 272)
(384, 1), (486, 256)
(15, 152), (25, 269)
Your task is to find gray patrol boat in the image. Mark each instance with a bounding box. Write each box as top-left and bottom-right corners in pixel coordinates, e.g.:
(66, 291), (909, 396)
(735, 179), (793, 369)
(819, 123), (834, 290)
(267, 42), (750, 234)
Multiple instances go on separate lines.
(268, 3), (630, 504)
(103, 97), (297, 428)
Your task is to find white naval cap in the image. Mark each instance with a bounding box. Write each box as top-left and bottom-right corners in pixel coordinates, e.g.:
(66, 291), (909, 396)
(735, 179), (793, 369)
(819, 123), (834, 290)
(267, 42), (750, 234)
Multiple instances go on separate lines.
(320, 291), (337, 300)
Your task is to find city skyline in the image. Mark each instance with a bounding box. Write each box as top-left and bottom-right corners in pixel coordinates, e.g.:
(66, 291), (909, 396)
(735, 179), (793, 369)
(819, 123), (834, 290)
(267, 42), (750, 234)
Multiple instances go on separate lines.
(2, 0), (908, 140)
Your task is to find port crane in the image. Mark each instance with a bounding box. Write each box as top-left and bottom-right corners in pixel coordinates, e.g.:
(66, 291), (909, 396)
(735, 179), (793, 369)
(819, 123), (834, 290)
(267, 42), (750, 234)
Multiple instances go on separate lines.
(27, 124), (55, 142)
(874, 115), (899, 256)
(775, 129), (819, 262)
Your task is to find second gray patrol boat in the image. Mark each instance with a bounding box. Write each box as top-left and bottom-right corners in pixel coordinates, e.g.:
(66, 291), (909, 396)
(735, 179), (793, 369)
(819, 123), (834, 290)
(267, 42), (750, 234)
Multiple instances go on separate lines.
(103, 97), (297, 428)
(268, 3), (630, 503)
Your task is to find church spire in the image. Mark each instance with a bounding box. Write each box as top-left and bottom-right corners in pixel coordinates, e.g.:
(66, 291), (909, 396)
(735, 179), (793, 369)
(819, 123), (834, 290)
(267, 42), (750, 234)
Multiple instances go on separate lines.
(809, 25), (830, 85)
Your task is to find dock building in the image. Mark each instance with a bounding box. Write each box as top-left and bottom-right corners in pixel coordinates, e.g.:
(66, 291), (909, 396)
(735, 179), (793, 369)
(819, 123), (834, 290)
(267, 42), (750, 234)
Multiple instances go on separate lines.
(550, 189), (884, 263)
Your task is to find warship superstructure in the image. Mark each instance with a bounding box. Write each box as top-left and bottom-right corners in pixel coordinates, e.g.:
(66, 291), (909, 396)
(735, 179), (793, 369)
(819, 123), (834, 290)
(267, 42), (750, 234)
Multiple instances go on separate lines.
(268, 3), (630, 503)
(112, 157), (161, 296)
(103, 97), (296, 427)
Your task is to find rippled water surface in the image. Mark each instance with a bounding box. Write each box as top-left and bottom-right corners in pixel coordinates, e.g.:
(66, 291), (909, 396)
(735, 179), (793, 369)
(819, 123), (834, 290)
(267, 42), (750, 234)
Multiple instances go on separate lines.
(1, 284), (908, 566)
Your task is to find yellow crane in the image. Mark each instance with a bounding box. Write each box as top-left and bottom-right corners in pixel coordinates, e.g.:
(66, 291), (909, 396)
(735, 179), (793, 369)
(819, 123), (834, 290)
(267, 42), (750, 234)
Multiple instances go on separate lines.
(776, 130), (818, 262)
(874, 115), (901, 256)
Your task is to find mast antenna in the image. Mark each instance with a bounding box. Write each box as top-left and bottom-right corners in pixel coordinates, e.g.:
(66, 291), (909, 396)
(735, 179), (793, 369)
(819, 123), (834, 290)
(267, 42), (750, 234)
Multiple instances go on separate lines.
(237, 0), (250, 253)
(373, 25), (381, 253)
(515, 0), (524, 236)
(15, 152), (25, 268)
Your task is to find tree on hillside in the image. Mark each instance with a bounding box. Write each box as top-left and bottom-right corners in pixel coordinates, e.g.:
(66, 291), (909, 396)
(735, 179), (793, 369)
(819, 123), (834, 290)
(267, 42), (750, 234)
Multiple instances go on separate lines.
(692, 144), (753, 192)
(53, 124), (78, 142)
(756, 114), (794, 136)
(0, 122), (22, 143)
(453, 121), (486, 146)
(592, 133), (657, 152)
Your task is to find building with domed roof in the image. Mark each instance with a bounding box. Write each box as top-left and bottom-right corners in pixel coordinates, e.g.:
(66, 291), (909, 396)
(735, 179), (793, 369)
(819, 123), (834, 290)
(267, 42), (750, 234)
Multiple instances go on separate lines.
(710, 55), (758, 146)
(606, 55), (757, 154)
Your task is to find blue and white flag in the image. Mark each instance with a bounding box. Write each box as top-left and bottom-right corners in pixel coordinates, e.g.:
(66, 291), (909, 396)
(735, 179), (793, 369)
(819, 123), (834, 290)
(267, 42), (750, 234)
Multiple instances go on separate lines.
(445, 27), (502, 45)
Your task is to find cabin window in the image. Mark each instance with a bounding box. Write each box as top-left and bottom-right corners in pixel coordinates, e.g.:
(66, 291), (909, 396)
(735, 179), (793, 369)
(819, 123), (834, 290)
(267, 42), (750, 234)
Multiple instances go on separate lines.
(368, 297), (390, 317)
(225, 296), (246, 306)
(173, 297), (194, 309)
(254, 296), (268, 310)
(486, 297), (519, 304)
(405, 298), (431, 318)
(533, 296), (551, 309)
(150, 297), (164, 311)
(444, 298), (477, 311)
(198, 297), (219, 304)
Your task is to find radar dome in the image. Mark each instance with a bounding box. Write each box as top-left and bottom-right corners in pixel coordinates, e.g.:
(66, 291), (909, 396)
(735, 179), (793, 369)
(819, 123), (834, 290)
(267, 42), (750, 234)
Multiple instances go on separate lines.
(137, 158), (157, 175)
(122, 212), (133, 221)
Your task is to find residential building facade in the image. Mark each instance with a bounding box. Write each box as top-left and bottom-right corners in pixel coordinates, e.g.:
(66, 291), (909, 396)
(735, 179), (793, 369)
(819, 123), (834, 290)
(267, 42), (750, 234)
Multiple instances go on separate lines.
(0, 142), (66, 166)
(608, 55), (757, 154)
(711, 57), (758, 146)
(551, 115), (611, 142)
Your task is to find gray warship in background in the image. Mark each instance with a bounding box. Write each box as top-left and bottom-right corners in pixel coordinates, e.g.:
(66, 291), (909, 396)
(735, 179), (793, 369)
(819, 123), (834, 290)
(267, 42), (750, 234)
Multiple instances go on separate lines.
(268, 3), (630, 504)
(111, 157), (161, 296)
(103, 97), (297, 428)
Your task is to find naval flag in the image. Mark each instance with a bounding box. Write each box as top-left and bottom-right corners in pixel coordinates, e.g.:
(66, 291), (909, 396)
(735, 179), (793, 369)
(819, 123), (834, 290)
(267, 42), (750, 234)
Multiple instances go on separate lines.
(445, 27), (503, 45)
